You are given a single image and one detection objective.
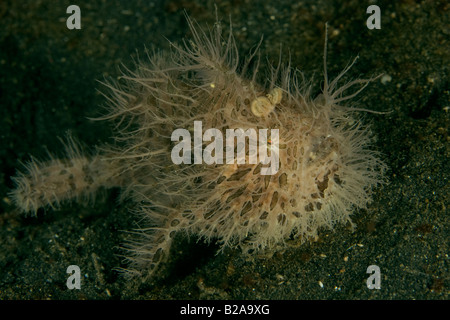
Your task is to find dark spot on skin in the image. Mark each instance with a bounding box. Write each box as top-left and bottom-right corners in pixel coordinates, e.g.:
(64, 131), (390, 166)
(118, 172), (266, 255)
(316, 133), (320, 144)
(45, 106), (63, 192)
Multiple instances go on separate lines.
(204, 210), (216, 220)
(68, 174), (76, 191)
(240, 201), (252, 216)
(316, 171), (330, 197)
(217, 176), (226, 184)
(333, 174), (342, 185)
(227, 168), (252, 181)
(226, 185), (247, 202)
(259, 211), (269, 220)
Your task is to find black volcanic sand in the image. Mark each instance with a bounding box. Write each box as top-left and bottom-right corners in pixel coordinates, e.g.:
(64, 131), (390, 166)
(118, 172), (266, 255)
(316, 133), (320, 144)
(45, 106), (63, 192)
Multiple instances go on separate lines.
(0, 0), (448, 299)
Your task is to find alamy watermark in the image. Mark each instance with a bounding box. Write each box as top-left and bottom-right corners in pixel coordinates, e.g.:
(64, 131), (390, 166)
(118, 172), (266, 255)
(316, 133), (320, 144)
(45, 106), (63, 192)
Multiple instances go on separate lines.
(366, 265), (381, 289)
(66, 265), (81, 290)
(171, 121), (280, 175)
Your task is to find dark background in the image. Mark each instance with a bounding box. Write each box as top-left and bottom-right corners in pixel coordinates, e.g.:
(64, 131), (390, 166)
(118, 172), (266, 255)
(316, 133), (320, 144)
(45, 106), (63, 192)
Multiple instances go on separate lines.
(0, 0), (448, 299)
